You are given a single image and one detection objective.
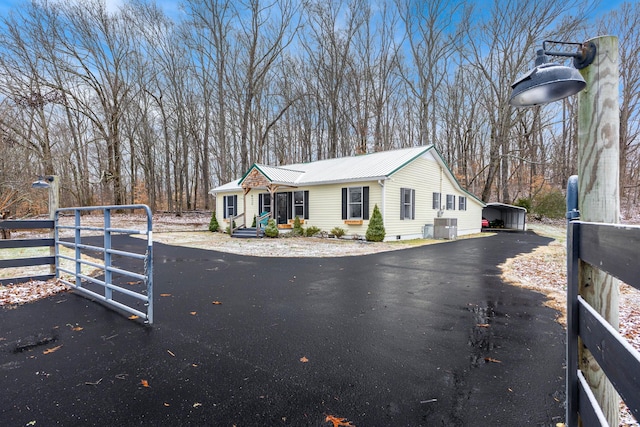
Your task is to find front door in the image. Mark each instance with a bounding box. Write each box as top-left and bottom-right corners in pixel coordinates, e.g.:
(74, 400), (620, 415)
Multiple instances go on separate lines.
(276, 193), (289, 225)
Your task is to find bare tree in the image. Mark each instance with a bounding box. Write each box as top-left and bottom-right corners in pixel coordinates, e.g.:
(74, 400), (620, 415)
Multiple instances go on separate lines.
(597, 2), (640, 215)
(47, 0), (138, 205)
(300, 0), (367, 159)
(461, 0), (590, 202)
(396, 0), (464, 150)
(231, 0), (301, 171)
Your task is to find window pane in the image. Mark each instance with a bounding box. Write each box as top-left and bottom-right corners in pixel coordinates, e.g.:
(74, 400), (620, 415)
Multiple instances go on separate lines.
(294, 191), (304, 204)
(446, 194), (455, 210)
(294, 206), (304, 217)
(349, 187), (362, 203)
(350, 204), (362, 218)
(459, 196), (466, 211)
(404, 189), (411, 203)
(433, 192), (440, 210)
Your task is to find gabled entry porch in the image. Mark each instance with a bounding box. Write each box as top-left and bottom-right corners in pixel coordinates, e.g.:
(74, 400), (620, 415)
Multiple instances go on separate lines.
(225, 165), (308, 237)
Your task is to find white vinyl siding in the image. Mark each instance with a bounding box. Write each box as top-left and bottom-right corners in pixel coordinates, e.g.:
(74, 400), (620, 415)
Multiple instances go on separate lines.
(383, 154), (483, 239)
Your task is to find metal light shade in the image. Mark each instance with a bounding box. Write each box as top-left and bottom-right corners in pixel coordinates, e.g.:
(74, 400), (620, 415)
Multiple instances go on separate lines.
(509, 62), (586, 107)
(31, 179), (51, 189)
(32, 176), (53, 188)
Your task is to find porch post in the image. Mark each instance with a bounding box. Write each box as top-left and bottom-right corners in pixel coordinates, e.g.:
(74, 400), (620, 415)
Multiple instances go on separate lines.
(242, 187), (251, 228)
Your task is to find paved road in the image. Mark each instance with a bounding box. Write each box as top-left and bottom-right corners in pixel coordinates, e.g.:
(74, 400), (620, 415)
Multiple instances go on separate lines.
(0, 231), (565, 426)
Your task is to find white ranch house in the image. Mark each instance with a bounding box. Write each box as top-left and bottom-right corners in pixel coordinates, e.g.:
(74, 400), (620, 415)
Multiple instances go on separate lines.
(209, 145), (485, 241)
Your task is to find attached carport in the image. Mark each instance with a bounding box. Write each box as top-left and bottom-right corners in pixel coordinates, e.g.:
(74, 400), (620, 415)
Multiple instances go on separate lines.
(483, 202), (527, 231)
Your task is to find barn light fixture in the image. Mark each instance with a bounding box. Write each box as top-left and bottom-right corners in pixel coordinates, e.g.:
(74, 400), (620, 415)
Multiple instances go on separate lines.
(31, 175), (54, 189)
(509, 40), (596, 107)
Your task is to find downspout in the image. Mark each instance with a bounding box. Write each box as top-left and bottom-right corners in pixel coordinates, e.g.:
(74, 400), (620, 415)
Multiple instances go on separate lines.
(378, 179), (386, 228)
(438, 167), (444, 216)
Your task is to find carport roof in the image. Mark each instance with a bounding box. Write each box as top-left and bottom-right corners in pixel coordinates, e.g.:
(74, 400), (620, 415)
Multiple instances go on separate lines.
(485, 202), (527, 212)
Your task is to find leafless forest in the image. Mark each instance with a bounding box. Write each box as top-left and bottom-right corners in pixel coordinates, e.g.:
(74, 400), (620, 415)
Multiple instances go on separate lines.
(0, 0), (638, 217)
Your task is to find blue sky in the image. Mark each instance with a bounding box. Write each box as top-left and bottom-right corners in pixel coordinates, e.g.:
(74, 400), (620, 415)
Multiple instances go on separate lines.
(0, 0), (629, 16)
(0, 0), (629, 29)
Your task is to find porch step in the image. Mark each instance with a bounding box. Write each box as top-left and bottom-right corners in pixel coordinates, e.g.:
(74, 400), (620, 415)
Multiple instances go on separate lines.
(231, 227), (264, 238)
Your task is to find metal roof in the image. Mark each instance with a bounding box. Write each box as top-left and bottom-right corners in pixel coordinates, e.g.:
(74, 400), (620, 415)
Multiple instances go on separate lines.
(485, 202), (528, 212)
(252, 164), (305, 185)
(212, 145), (434, 192)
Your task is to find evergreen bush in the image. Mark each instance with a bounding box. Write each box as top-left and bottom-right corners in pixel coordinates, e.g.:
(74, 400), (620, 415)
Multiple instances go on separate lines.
(331, 226), (345, 238)
(533, 189), (566, 219)
(305, 226), (321, 237)
(264, 219), (279, 238)
(365, 204), (385, 242)
(292, 216), (304, 236)
(208, 211), (219, 232)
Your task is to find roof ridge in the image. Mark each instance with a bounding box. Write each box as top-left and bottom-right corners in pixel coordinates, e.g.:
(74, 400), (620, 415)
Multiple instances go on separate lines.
(255, 163), (306, 173)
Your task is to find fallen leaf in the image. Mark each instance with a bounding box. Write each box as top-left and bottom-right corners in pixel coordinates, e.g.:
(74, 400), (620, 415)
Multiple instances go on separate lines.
(484, 357), (502, 364)
(212, 301), (222, 305)
(476, 323), (490, 328)
(160, 293), (172, 297)
(300, 356), (309, 363)
(43, 345), (62, 355)
(128, 315), (139, 320)
(71, 326), (83, 331)
(26, 421), (36, 426)
(127, 281), (142, 285)
(164, 402), (170, 407)
(167, 350), (175, 357)
(325, 415), (355, 427)
(190, 311), (197, 316)
(140, 379), (150, 388)
(193, 402), (202, 408)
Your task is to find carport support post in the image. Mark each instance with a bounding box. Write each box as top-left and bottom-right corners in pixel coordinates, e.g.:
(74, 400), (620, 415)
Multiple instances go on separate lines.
(576, 35), (620, 426)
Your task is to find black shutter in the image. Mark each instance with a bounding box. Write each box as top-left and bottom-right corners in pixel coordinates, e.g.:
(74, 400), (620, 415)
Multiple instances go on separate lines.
(363, 186), (369, 220)
(287, 192), (293, 221)
(411, 189), (416, 219)
(233, 195), (238, 216)
(223, 196), (228, 218)
(400, 188), (405, 220)
(304, 190), (309, 219)
(342, 188), (347, 219)
(259, 194), (263, 213)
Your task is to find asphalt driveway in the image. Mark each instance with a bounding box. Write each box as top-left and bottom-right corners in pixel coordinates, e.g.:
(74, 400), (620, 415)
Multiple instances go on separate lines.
(0, 231), (565, 426)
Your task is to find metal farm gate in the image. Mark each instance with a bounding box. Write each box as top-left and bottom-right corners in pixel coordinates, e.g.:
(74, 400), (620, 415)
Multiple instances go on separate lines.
(55, 205), (154, 324)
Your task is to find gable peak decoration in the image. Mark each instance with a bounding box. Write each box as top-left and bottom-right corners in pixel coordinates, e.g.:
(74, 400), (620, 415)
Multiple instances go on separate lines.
(242, 167), (269, 189)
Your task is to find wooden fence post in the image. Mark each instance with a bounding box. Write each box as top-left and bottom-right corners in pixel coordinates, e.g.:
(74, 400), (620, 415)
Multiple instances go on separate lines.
(577, 35), (620, 426)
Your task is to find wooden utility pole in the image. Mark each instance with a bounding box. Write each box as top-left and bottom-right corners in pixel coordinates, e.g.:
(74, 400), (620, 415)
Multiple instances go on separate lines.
(577, 35), (620, 426)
